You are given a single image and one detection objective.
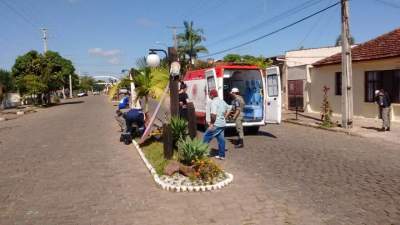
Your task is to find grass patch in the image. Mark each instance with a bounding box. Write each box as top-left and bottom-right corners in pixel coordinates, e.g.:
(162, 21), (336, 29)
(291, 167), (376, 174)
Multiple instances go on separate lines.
(141, 141), (178, 175)
(142, 141), (167, 175)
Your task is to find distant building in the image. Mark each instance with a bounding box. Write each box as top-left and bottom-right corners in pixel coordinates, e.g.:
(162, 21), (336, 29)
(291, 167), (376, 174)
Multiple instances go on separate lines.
(281, 46), (342, 110)
(310, 28), (400, 121)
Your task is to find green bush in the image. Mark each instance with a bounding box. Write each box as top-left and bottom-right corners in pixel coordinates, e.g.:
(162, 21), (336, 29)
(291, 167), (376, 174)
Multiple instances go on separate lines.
(177, 137), (209, 165)
(170, 116), (188, 143)
(53, 95), (61, 104)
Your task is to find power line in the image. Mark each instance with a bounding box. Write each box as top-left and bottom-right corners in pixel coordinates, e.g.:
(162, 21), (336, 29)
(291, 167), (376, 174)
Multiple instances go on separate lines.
(206, 0), (327, 47)
(374, 0), (400, 9)
(0, 0), (39, 30)
(298, 0), (337, 48)
(200, 1), (340, 58)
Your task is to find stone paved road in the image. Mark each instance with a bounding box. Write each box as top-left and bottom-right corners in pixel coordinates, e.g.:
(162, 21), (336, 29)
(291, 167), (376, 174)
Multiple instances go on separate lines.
(1, 96), (399, 225)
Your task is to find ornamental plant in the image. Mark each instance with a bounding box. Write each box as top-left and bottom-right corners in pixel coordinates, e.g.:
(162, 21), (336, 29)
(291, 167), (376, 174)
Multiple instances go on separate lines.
(192, 158), (223, 183)
(177, 137), (209, 165)
(170, 116), (188, 144)
(320, 86), (333, 128)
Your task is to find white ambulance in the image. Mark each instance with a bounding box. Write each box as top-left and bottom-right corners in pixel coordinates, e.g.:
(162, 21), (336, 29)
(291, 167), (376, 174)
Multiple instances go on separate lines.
(183, 63), (281, 132)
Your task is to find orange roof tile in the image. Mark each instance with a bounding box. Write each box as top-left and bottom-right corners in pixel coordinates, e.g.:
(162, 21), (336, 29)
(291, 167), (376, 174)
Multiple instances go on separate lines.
(313, 27), (400, 66)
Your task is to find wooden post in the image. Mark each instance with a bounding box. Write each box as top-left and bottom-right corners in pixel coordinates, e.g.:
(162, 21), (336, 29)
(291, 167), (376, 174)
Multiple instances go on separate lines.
(341, 0), (353, 128)
(163, 123), (174, 159)
(168, 47), (180, 117)
(187, 102), (197, 139)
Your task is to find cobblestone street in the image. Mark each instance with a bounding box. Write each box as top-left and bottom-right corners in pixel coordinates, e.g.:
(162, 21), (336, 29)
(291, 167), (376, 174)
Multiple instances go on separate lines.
(1, 96), (399, 225)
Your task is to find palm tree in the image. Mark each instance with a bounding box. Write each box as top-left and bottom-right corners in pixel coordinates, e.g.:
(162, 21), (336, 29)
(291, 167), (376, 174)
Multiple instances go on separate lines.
(177, 21), (208, 66)
(133, 67), (169, 117)
(133, 67), (152, 115)
(335, 35), (355, 46)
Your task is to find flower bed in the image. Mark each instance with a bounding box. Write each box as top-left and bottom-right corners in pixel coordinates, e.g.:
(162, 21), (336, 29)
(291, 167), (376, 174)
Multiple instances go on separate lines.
(133, 137), (233, 192)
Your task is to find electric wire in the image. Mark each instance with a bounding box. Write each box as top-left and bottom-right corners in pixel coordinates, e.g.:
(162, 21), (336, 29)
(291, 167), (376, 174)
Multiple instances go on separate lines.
(199, 1), (340, 58)
(206, 0), (327, 47)
(0, 0), (39, 30)
(297, 0), (337, 48)
(374, 0), (400, 9)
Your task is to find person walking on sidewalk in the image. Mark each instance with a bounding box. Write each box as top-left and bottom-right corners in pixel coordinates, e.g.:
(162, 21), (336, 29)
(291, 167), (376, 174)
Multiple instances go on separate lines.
(203, 89), (230, 160)
(229, 87), (245, 148)
(375, 89), (391, 131)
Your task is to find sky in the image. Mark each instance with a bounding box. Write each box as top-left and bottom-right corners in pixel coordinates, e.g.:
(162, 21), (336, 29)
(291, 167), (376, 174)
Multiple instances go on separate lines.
(0, 0), (399, 78)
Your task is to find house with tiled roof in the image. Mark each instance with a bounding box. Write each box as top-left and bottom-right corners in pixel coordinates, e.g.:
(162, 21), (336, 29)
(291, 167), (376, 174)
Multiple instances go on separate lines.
(308, 28), (400, 121)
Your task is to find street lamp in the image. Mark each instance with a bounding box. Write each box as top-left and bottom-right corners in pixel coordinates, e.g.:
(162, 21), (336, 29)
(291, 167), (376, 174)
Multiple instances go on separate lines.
(146, 47), (180, 159)
(146, 51), (161, 68)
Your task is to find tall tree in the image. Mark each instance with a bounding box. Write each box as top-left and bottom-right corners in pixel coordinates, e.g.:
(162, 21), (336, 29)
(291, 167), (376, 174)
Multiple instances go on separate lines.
(0, 69), (14, 104)
(335, 35), (355, 46)
(79, 76), (96, 91)
(11, 50), (76, 104)
(222, 54), (271, 69)
(177, 21), (208, 66)
(12, 50), (46, 98)
(0, 69), (14, 92)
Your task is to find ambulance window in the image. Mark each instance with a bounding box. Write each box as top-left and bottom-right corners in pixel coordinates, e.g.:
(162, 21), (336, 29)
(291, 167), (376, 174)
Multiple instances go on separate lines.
(207, 77), (216, 91)
(267, 74), (279, 97)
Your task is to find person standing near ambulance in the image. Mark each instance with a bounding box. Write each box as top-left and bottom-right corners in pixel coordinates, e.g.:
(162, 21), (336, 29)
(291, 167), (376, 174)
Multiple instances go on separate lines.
(204, 89), (230, 160)
(230, 87), (245, 148)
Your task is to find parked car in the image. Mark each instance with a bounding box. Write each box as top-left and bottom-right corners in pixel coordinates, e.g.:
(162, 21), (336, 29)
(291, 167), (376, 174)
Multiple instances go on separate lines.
(93, 91), (100, 95)
(77, 92), (88, 97)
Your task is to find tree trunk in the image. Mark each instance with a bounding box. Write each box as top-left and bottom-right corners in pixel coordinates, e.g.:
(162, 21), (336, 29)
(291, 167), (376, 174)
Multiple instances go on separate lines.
(144, 95), (149, 124)
(62, 87), (67, 99)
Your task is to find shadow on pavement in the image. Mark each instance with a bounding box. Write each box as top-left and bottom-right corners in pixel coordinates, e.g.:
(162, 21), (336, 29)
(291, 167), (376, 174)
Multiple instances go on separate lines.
(58, 101), (85, 105)
(252, 130), (277, 138)
(361, 126), (382, 132)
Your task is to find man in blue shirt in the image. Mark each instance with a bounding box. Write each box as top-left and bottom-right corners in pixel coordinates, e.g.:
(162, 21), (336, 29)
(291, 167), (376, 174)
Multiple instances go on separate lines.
(120, 107), (145, 145)
(115, 93), (130, 131)
(118, 93), (130, 109)
(203, 89), (230, 160)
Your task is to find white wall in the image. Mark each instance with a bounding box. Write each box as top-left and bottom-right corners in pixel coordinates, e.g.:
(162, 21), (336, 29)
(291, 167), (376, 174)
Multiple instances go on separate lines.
(1, 93), (21, 109)
(285, 46), (342, 67)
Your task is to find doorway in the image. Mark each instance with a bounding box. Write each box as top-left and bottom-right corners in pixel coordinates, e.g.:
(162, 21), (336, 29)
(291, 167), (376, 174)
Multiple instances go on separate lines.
(288, 80), (304, 111)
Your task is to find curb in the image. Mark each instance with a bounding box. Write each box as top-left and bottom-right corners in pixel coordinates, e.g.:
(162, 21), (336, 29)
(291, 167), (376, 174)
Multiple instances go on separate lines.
(131, 140), (234, 192)
(283, 119), (363, 138)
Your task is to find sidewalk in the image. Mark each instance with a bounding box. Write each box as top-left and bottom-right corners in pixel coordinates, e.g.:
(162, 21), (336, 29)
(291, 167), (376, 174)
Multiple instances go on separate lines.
(283, 110), (400, 145)
(0, 105), (39, 121)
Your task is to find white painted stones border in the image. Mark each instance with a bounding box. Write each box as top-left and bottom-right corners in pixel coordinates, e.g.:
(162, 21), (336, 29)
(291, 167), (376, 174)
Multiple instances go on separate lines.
(132, 140), (234, 192)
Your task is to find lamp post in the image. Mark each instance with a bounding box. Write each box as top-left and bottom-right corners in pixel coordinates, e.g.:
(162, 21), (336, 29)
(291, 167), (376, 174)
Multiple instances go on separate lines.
(147, 47), (180, 159)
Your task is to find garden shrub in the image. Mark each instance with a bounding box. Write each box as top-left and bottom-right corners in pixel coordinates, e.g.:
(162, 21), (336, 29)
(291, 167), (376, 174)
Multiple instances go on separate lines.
(320, 85), (334, 128)
(192, 158), (223, 183)
(177, 137), (209, 165)
(170, 116), (188, 145)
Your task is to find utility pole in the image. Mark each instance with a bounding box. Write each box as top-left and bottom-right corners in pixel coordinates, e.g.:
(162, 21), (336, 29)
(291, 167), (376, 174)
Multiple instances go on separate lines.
(341, 0), (353, 128)
(167, 26), (183, 50)
(41, 28), (48, 53)
(69, 74), (73, 98)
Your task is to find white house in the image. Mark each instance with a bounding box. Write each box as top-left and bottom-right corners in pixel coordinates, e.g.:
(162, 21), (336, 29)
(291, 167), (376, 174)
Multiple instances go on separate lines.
(282, 46), (342, 111)
(310, 28), (400, 121)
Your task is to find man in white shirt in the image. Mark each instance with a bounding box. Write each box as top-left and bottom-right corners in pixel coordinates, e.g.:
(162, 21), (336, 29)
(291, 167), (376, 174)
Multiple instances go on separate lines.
(203, 89), (230, 160)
